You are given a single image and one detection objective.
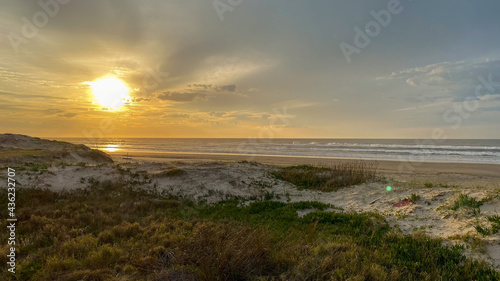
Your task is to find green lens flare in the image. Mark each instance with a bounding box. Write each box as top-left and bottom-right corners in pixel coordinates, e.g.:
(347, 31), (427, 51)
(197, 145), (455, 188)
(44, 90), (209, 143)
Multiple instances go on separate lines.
(386, 186), (392, 191)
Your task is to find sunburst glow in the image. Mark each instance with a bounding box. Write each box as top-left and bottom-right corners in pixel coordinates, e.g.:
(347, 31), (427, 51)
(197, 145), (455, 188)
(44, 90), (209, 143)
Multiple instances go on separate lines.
(88, 77), (131, 109)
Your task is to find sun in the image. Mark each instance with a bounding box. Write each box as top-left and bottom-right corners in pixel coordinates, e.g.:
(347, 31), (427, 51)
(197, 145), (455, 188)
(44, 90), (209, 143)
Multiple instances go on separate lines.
(87, 77), (131, 109)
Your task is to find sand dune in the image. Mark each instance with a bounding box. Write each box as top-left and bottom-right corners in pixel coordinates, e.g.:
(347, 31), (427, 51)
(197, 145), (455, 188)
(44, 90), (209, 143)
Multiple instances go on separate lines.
(0, 134), (112, 165)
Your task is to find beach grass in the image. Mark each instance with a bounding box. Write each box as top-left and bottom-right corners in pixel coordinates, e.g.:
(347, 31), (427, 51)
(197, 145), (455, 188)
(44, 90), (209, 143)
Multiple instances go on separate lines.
(450, 193), (485, 216)
(155, 167), (188, 177)
(0, 179), (498, 281)
(450, 194), (484, 211)
(0, 149), (44, 158)
(270, 162), (378, 191)
(475, 215), (500, 236)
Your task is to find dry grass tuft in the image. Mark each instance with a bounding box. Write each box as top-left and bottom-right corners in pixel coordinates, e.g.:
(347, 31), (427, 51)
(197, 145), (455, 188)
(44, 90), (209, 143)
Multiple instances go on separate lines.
(156, 168), (187, 177)
(271, 162), (378, 191)
(180, 222), (273, 280)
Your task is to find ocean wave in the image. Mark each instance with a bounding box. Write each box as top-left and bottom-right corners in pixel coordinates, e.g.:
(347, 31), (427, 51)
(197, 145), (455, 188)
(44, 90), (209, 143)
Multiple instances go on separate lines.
(298, 142), (500, 151)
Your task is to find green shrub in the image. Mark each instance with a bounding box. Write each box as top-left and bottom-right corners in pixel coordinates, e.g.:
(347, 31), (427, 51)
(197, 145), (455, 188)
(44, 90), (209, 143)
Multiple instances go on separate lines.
(450, 194), (483, 214)
(475, 215), (500, 236)
(408, 193), (421, 202)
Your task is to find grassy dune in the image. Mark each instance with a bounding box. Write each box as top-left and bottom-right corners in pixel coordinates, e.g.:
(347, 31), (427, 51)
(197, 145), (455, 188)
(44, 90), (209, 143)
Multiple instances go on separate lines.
(271, 162), (378, 191)
(1, 177), (498, 281)
(0, 149), (44, 158)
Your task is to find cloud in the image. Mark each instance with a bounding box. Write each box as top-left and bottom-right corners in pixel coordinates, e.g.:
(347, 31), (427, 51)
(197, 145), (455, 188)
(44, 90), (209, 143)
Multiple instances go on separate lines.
(157, 92), (207, 102)
(155, 83), (239, 104)
(134, 97), (151, 102)
(189, 84), (213, 90)
(2, 1), (500, 138)
(42, 108), (64, 115)
(216, 84), (237, 92)
(278, 100), (321, 109)
(379, 59), (500, 88)
(0, 90), (66, 100)
(403, 95), (442, 104)
(377, 59), (500, 102)
(393, 101), (451, 112)
(209, 111), (226, 117)
(187, 84), (237, 92)
(484, 107), (500, 111)
(58, 113), (78, 118)
(165, 113), (190, 118)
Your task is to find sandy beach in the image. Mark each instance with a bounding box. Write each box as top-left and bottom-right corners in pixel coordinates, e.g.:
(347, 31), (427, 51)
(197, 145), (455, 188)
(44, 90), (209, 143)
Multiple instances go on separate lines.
(108, 151), (500, 188)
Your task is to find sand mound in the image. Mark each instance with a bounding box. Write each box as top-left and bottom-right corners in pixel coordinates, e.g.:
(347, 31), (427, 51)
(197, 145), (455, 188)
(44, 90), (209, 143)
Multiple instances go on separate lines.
(0, 134), (84, 150)
(0, 134), (112, 165)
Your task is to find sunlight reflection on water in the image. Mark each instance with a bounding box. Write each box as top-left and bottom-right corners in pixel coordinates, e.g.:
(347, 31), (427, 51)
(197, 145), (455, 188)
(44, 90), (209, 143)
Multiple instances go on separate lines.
(101, 144), (120, 152)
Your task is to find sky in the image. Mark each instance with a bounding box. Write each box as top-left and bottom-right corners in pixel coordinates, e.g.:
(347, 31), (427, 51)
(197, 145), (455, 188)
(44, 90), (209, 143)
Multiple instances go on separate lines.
(1, 0), (500, 138)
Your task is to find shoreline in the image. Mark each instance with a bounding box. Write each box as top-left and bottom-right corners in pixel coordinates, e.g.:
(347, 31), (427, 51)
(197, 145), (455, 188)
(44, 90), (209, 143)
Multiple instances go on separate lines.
(105, 149), (500, 165)
(108, 151), (500, 188)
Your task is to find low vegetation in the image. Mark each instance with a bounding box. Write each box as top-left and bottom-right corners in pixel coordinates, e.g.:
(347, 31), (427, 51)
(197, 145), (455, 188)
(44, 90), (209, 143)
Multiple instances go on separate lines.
(1, 179), (498, 281)
(0, 149), (113, 166)
(155, 168), (188, 177)
(450, 193), (484, 215)
(476, 215), (500, 236)
(271, 162), (378, 191)
(448, 233), (488, 254)
(0, 149), (44, 158)
(407, 193), (421, 202)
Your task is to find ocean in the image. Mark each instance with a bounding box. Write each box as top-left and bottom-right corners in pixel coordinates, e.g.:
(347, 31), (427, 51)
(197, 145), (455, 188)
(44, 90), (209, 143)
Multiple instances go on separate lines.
(55, 138), (500, 165)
